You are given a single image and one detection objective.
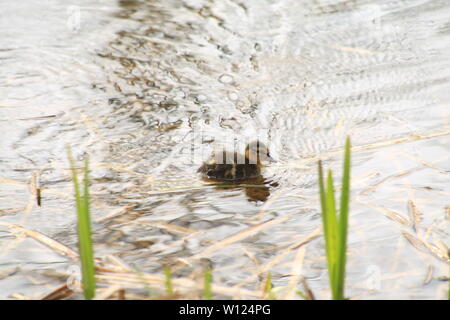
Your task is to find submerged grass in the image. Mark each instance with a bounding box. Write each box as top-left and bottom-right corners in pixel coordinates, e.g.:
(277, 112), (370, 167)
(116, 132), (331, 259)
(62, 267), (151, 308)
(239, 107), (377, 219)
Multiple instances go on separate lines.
(203, 268), (213, 300)
(163, 266), (174, 296)
(263, 272), (276, 300)
(318, 137), (351, 300)
(67, 148), (96, 300)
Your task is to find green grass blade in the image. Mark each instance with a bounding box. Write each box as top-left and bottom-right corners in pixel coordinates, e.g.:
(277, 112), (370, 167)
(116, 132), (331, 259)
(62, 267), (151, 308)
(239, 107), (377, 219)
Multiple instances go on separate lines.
(325, 170), (339, 299)
(296, 290), (308, 300)
(319, 161), (339, 299)
(317, 137), (352, 300)
(163, 266), (174, 295)
(67, 149), (96, 300)
(263, 272), (272, 296)
(67, 148), (81, 211)
(318, 162), (332, 276)
(263, 272), (276, 299)
(336, 137), (351, 300)
(318, 161), (328, 223)
(203, 268), (213, 300)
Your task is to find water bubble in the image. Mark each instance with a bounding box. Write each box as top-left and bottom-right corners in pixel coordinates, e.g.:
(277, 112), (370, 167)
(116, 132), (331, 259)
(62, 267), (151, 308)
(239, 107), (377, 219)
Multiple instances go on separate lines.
(228, 92), (239, 101)
(66, 265), (81, 291)
(218, 74), (234, 84)
(202, 136), (215, 143)
(196, 94), (207, 102)
(175, 90), (186, 99)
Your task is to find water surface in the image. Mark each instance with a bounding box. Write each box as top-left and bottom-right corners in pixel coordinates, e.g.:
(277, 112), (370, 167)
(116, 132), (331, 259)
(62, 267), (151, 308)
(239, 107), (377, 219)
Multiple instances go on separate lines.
(0, 0), (448, 299)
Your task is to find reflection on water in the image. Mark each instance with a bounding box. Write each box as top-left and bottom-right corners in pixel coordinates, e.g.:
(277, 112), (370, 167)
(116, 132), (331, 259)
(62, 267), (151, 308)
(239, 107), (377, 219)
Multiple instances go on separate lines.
(0, 0), (449, 299)
(202, 176), (276, 202)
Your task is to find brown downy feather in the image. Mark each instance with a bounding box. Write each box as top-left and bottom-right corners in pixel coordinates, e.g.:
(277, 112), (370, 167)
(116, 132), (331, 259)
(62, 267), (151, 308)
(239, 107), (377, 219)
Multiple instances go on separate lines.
(197, 141), (272, 181)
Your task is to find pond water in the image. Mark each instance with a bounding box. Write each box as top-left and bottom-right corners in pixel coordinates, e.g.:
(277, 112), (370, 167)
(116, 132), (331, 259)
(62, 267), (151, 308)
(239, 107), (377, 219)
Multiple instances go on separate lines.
(0, 0), (448, 299)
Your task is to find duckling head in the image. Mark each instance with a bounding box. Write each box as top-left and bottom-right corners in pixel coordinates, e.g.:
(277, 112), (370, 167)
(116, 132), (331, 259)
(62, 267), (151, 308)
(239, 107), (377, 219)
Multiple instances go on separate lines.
(245, 140), (274, 165)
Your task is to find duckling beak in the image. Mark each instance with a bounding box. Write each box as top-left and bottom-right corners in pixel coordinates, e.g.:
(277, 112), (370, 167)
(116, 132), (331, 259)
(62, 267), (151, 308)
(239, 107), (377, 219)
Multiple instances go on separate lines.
(266, 154), (276, 163)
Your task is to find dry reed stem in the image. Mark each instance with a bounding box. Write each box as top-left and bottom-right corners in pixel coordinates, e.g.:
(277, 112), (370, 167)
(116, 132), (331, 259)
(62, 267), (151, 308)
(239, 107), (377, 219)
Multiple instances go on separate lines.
(10, 293), (34, 300)
(95, 162), (148, 176)
(360, 166), (418, 195)
(283, 246), (306, 299)
(127, 221), (198, 234)
(41, 283), (75, 300)
(402, 231), (449, 262)
(423, 265), (434, 285)
(103, 255), (133, 272)
(0, 223), (79, 261)
(407, 200), (422, 234)
(288, 130), (450, 168)
(0, 208), (22, 214)
(95, 205), (135, 223)
(29, 170), (41, 206)
(96, 273), (261, 298)
(399, 151), (450, 175)
(358, 201), (411, 227)
(94, 285), (124, 300)
(0, 177), (26, 186)
(330, 45), (377, 55)
(145, 185), (217, 196)
(402, 231), (429, 253)
(191, 215), (292, 260)
(235, 228), (320, 289)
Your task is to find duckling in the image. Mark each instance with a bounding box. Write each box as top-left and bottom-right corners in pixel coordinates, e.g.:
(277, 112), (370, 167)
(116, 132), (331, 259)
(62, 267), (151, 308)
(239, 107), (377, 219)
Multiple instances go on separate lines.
(197, 140), (274, 181)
